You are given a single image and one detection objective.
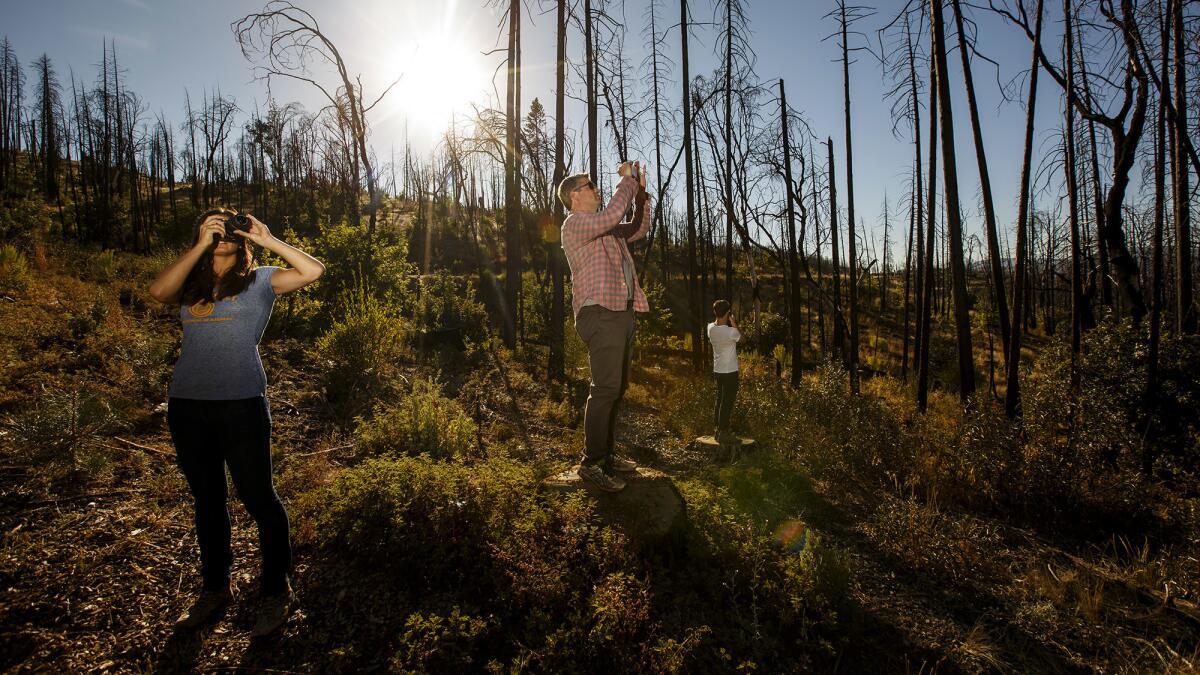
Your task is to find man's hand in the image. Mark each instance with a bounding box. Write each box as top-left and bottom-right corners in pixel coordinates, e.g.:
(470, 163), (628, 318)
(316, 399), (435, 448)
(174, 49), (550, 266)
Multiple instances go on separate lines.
(617, 160), (635, 178)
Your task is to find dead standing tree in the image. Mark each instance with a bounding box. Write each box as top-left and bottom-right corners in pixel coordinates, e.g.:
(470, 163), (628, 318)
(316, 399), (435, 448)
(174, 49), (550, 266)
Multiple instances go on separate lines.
(930, 0), (976, 404)
(1168, 0), (1193, 332)
(681, 0), (703, 371)
(917, 20), (939, 413)
(826, 1), (876, 393)
(640, 0), (675, 284)
(879, 5), (927, 381)
(502, 0), (523, 348)
(550, 0), (569, 380)
(1005, 0), (1045, 418)
(233, 1), (398, 240)
(949, 0), (1012, 369)
(716, 0), (755, 299)
(992, 0), (1150, 322)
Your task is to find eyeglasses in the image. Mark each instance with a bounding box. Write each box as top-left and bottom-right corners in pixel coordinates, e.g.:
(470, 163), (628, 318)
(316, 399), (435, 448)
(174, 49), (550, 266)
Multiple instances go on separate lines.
(572, 180), (595, 193)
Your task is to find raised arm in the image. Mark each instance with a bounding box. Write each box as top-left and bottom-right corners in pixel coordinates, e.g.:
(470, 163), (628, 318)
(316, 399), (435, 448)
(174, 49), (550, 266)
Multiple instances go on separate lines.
(614, 190), (652, 241)
(563, 176), (638, 246)
(148, 216), (225, 303)
(235, 214), (325, 295)
(614, 162), (651, 240)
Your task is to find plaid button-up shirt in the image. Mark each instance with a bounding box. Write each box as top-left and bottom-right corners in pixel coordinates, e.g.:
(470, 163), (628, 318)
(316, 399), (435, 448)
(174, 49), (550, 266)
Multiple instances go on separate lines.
(562, 176), (652, 320)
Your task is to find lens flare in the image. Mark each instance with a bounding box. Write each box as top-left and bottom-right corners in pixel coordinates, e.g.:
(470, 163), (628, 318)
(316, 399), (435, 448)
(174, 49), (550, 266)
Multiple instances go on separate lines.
(774, 519), (808, 554)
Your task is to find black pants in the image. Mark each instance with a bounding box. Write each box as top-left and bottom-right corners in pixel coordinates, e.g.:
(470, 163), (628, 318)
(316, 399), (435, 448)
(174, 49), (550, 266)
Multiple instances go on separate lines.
(714, 371), (739, 433)
(575, 303), (635, 469)
(168, 396), (291, 596)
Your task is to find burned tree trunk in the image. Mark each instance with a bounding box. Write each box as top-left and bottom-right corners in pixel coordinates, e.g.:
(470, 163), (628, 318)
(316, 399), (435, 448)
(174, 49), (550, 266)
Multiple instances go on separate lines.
(549, 0), (568, 380)
(951, 0), (1010, 367)
(1171, 0), (1194, 332)
(930, 0), (976, 403)
(1065, 0), (1084, 375)
(827, 138), (845, 366)
(837, 1), (861, 392)
(681, 0), (702, 370)
(503, 0), (523, 348)
(780, 79), (803, 386)
(1005, 0), (1043, 418)
(917, 46), (939, 414)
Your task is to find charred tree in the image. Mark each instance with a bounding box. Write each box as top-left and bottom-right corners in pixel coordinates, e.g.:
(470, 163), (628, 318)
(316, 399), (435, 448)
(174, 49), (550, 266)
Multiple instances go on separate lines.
(1005, 0), (1043, 418)
(930, 0), (976, 403)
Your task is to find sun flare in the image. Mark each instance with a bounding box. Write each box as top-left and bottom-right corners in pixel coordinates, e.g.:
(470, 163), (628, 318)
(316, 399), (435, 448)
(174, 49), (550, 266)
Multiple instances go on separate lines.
(389, 30), (486, 133)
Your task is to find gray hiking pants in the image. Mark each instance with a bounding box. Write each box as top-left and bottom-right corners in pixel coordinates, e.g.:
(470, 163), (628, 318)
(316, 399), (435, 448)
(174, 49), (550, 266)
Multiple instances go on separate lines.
(575, 303), (635, 469)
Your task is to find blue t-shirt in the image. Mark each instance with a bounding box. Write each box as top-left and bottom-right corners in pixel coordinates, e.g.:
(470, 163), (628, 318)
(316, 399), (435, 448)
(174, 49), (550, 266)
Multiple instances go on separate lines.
(168, 266), (280, 400)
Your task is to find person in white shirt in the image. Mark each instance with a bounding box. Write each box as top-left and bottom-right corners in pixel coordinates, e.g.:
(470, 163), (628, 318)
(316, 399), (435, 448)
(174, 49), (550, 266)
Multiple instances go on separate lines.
(706, 299), (741, 444)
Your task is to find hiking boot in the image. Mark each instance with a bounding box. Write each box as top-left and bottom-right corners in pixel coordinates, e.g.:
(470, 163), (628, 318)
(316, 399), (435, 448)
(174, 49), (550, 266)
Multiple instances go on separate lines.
(250, 583), (294, 638)
(609, 453), (638, 473)
(175, 585), (233, 630)
(578, 464), (626, 493)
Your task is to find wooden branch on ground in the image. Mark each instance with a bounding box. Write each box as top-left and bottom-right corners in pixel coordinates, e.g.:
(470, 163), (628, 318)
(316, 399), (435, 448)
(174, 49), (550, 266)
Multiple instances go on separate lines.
(111, 436), (173, 457)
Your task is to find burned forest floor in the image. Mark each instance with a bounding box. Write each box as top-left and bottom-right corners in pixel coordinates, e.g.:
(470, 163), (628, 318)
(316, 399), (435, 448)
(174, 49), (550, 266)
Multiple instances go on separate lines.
(2, 240), (1199, 673)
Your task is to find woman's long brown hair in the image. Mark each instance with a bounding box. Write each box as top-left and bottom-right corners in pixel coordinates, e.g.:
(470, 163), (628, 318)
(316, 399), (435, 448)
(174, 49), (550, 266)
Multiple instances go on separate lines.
(180, 208), (255, 305)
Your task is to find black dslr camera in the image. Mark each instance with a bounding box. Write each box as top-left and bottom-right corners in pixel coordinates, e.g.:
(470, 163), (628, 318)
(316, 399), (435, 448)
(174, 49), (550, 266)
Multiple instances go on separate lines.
(218, 214), (252, 243)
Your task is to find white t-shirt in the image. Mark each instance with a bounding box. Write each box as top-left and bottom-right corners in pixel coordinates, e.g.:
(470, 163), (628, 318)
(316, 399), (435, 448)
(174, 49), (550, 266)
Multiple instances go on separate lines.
(707, 322), (741, 373)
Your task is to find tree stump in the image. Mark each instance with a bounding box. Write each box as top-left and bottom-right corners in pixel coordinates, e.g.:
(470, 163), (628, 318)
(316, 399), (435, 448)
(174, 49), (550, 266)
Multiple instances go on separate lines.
(541, 468), (688, 553)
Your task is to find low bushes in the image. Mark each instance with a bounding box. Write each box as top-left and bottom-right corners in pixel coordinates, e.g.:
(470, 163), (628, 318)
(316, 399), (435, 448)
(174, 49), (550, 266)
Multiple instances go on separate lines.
(413, 270), (489, 343)
(293, 453), (849, 671)
(312, 282), (407, 419)
(660, 321), (1199, 536)
(355, 376), (478, 460)
(0, 243), (29, 292)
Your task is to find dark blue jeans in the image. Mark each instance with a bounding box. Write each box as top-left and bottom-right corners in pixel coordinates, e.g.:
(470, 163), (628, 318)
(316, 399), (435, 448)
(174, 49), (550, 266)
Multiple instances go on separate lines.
(168, 396), (291, 596)
(713, 371), (739, 433)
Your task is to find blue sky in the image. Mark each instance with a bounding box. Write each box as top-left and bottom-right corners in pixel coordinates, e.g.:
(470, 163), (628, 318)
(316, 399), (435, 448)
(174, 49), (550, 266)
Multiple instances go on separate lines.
(3, 0), (1077, 260)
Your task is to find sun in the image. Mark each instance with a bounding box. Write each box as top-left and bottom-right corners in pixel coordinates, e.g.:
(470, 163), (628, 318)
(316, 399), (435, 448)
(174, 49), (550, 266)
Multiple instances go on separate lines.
(390, 31), (486, 134)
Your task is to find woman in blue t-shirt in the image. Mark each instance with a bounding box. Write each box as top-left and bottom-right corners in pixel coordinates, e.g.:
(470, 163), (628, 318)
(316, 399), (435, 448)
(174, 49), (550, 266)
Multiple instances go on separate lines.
(149, 208), (324, 637)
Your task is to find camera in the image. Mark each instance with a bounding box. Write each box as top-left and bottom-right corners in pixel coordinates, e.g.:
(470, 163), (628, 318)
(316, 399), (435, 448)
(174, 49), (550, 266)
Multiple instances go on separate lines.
(626, 161), (640, 180)
(219, 214), (251, 243)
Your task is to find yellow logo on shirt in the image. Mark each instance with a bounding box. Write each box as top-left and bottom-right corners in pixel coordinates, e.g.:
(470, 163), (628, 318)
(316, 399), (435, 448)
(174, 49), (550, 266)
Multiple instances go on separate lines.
(189, 299), (215, 318)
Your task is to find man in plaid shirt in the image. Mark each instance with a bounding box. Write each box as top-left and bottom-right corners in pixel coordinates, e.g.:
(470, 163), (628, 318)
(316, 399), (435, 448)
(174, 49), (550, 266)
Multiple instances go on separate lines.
(559, 161), (651, 492)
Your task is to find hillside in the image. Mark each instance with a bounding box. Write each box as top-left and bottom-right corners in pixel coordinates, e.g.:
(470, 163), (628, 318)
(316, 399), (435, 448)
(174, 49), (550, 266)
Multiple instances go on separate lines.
(1, 221), (1198, 672)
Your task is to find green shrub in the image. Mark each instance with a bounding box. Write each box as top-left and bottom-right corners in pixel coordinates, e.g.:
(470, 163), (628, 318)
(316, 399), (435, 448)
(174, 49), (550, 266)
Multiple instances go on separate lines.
(294, 455), (588, 592)
(295, 453), (848, 671)
(414, 270), (489, 343)
(392, 608), (494, 673)
(355, 376), (478, 460)
(311, 221), (415, 318)
(67, 300), (109, 340)
(4, 385), (126, 471)
(0, 244), (29, 292)
(750, 306), (788, 351)
(635, 281), (674, 348)
(112, 330), (175, 401)
(676, 470), (850, 668)
(89, 250), (118, 282)
(313, 282), (407, 418)
(518, 270), (552, 346)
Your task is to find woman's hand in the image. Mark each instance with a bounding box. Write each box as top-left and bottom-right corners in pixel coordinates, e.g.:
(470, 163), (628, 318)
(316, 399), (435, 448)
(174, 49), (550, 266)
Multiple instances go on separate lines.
(234, 214), (276, 247)
(193, 216), (225, 251)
